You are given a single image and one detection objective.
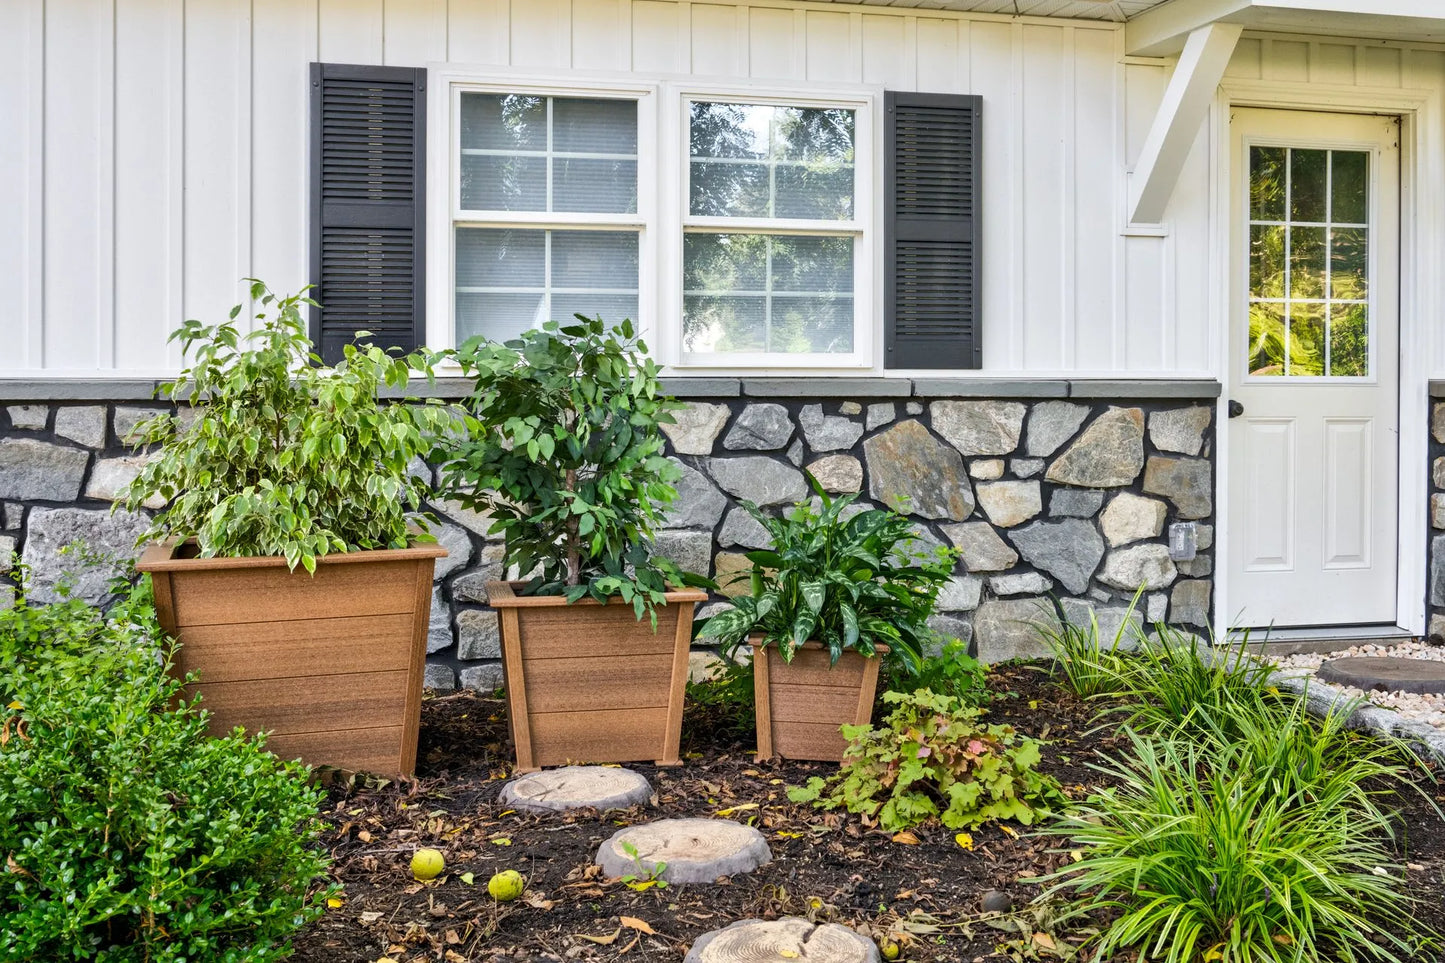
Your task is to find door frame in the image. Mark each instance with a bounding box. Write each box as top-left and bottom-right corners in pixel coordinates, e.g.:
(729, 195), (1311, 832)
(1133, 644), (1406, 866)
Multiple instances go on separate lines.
(1210, 79), (1438, 636)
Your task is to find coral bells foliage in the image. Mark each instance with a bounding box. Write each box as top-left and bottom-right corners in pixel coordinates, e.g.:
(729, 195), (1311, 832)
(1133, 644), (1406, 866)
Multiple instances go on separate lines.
(435, 315), (703, 617)
(788, 689), (1062, 831)
(119, 280), (459, 572)
(0, 577), (335, 962)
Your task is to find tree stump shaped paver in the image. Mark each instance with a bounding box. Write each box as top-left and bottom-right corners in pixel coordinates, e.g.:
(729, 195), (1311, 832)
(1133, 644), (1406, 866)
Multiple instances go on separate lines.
(684, 918), (879, 963)
(499, 766), (653, 813)
(595, 818), (772, 884)
(1316, 656), (1445, 695)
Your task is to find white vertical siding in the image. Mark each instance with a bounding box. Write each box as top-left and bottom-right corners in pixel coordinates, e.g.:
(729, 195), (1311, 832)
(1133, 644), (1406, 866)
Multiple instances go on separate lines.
(9, 0), (1445, 377)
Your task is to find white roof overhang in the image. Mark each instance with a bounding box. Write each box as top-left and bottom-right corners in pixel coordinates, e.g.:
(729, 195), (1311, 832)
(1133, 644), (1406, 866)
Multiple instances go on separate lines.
(1128, 0), (1445, 56)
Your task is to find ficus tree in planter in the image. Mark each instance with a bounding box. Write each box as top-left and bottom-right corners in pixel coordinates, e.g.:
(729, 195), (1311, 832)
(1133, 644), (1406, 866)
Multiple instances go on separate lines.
(433, 315), (708, 771)
(117, 280), (462, 776)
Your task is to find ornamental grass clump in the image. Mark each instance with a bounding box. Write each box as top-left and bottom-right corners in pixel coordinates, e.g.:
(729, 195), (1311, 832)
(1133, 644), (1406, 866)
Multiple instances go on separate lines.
(1036, 592), (1143, 699)
(0, 577), (335, 962)
(787, 689), (1063, 831)
(118, 280), (459, 572)
(1038, 729), (1423, 963)
(433, 315), (702, 616)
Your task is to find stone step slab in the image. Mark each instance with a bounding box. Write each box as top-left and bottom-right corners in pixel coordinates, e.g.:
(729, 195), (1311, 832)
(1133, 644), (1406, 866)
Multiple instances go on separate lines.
(685, 918), (879, 963)
(1316, 656), (1445, 695)
(499, 766), (653, 813)
(596, 818), (772, 884)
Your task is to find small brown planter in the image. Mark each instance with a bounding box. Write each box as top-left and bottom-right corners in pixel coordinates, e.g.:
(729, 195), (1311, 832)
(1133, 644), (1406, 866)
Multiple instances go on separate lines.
(486, 581), (707, 772)
(137, 538), (445, 777)
(752, 640), (888, 763)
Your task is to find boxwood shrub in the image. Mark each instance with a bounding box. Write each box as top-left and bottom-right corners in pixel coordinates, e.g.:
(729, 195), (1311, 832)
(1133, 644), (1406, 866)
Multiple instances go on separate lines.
(0, 577), (336, 962)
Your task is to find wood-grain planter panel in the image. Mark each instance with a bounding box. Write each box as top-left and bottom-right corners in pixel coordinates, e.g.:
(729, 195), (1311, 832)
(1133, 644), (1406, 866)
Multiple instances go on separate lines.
(137, 538), (445, 777)
(752, 641), (887, 763)
(486, 581), (707, 772)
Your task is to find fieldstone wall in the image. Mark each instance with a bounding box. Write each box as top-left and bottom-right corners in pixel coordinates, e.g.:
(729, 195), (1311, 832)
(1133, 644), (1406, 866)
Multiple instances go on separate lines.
(1427, 399), (1445, 640)
(0, 389), (1217, 689)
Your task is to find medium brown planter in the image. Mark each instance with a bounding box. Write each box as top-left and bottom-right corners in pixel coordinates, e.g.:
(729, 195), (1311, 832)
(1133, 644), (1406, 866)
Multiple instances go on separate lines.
(137, 538), (445, 777)
(486, 581), (707, 772)
(752, 640), (888, 763)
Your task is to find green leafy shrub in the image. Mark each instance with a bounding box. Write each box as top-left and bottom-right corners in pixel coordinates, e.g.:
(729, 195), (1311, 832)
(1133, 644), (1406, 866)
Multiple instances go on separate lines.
(119, 280), (459, 572)
(787, 689), (1062, 831)
(886, 637), (989, 705)
(434, 316), (700, 615)
(1037, 730), (1422, 963)
(682, 656), (756, 747)
(698, 477), (956, 669)
(0, 581), (336, 962)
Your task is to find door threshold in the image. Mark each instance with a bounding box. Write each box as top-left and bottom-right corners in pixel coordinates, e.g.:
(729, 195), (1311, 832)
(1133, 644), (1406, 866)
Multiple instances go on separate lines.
(1223, 624), (1414, 656)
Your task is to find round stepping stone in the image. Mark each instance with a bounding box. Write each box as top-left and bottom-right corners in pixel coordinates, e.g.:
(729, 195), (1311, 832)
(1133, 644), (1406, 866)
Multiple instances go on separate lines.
(596, 818), (772, 884)
(499, 766), (652, 813)
(1316, 656), (1445, 695)
(685, 918), (879, 963)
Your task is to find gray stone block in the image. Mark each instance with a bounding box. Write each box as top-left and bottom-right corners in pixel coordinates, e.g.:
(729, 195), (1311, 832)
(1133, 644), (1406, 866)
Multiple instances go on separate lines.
(864, 421), (973, 520)
(1169, 579), (1212, 627)
(112, 406), (167, 445)
(0, 439), (89, 501)
(989, 571), (1052, 596)
(1148, 406), (1211, 456)
(6, 405), (48, 430)
(865, 402), (896, 431)
(427, 588), (454, 654)
(86, 454), (162, 508)
(974, 598), (1060, 663)
(457, 609), (501, 660)
(1143, 456), (1213, 519)
(974, 480), (1041, 528)
(1046, 407), (1145, 488)
(656, 528), (716, 574)
(936, 575), (983, 612)
(423, 663), (457, 691)
(662, 402), (731, 455)
(432, 521), (474, 578)
(806, 454), (862, 493)
(1011, 457), (1044, 478)
(710, 456), (806, 506)
(968, 458), (1004, 480)
(799, 404), (863, 452)
(1049, 488), (1104, 518)
(1059, 598), (1144, 649)
(22, 506), (151, 603)
(1100, 544), (1178, 591)
(1100, 492), (1167, 547)
(930, 401), (1026, 456)
(53, 406), (107, 449)
(1008, 518), (1104, 595)
(1025, 401), (1089, 457)
(940, 521), (1018, 572)
(661, 459), (728, 529)
(724, 403), (793, 451)
(458, 663), (505, 692)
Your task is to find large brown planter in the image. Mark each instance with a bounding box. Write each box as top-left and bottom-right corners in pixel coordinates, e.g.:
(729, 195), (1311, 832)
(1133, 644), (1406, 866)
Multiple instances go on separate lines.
(486, 581), (707, 772)
(137, 538), (445, 777)
(752, 640), (887, 763)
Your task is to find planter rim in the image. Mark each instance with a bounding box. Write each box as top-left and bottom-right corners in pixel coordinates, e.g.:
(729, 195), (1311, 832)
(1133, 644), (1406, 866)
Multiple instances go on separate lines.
(136, 535), (447, 573)
(485, 579), (707, 608)
(750, 637), (890, 656)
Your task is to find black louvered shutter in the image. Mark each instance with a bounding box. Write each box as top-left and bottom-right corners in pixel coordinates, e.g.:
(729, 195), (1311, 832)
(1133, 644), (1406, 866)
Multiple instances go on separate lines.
(309, 63), (426, 365)
(884, 91), (981, 369)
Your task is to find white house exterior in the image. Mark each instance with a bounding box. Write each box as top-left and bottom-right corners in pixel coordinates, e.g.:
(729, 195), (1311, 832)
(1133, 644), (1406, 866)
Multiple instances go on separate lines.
(5, 0), (1445, 687)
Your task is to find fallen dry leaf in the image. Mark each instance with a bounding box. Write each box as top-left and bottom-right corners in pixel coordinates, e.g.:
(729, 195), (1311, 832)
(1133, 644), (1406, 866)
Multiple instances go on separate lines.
(577, 928), (621, 946)
(620, 916), (656, 935)
(892, 831), (921, 845)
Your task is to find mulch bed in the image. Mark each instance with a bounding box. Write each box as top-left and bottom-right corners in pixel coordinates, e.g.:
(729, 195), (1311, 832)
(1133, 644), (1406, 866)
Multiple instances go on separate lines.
(289, 664), (1445, 963)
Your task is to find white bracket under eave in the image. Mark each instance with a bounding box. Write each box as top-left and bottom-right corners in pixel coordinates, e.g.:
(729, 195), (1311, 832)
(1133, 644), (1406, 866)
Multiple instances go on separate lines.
(1128, 22), (1244, 226)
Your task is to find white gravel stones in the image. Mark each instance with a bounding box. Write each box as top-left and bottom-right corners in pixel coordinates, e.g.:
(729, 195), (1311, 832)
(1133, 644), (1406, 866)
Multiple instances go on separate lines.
(501, 766), (653, 814)
(685, 918), (879, 963)
(596, 818), (772, 884)
(1259, 640), (1445, 750)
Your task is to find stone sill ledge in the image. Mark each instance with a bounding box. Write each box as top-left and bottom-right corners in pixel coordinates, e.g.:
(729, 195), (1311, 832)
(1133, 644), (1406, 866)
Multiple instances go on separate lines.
(1428, 380), (1445, 399)
(0, 376), (1223, 403)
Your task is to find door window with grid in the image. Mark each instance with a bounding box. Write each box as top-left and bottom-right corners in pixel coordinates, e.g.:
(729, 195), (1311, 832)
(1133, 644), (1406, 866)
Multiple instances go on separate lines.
(454, 92), (641, 343)
(1247, 146), (1371, 378)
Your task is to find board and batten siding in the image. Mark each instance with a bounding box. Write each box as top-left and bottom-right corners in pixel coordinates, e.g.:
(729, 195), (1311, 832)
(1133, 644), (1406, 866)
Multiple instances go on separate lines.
(0, 0), (1439, 380)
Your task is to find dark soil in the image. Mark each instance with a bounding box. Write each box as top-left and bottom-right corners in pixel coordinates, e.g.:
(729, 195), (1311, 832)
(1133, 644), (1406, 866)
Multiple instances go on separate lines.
(289, 665), (1445, 963)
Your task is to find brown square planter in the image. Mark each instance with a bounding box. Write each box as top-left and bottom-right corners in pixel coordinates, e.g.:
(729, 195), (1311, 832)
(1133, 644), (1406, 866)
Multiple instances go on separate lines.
(752, 640), (887, 763)
(137, 538), (445, 777)
(486, 581), (707, 772)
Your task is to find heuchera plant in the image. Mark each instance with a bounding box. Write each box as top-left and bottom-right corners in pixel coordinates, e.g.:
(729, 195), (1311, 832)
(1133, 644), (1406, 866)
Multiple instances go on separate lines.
(433, 315), (704, 618)
(118, 280), (459, 572)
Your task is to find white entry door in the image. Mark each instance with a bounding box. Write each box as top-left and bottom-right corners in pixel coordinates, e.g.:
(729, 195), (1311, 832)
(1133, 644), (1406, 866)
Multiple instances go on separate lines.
(1227, 109), (1400, 630)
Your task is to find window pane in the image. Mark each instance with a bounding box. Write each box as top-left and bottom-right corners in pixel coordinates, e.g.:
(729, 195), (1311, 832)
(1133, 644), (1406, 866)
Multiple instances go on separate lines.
(460, 155), (545, 211)
(683, 296), (767, 352)
(1289, 226), (1326, 299)
(459, 92), (637, 214)
(553, 158), (637, 213)
(1250, 146), (1286, 221)
(1329, 303), (1369, 376)
(455, 229), (639, 342)
(1248, 302), (1287, 377)
(1287, 302), (1326, 376)
(551, 230), (639, 289)
(1330, 227), (1368, 300)
(682, 232), (853, 355)
(455, 228), (544, 287)
(461, 94), (545, 151)
(1290, 148), (1327, 222)
(457, 293), (547, 343)
(689, 101), (854, 220)
(1250, 224), (1285, 297)
(1331, 150), (1369, 224)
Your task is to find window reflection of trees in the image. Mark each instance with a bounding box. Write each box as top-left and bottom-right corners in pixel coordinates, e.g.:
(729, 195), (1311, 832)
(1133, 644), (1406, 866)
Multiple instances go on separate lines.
(1247, 147), (1369, 378)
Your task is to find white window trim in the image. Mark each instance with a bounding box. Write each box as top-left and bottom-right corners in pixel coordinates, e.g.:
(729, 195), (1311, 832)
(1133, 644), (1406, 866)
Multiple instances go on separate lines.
(426, 71), (660, 358)
(425, 67), (881, 373)
(661, 82), (877, 370)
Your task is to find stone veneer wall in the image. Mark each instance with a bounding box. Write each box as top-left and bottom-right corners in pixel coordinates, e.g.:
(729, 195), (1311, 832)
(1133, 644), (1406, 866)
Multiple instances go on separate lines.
(1427, 396), (1445, 640)
(0, 386), (1217, 690)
